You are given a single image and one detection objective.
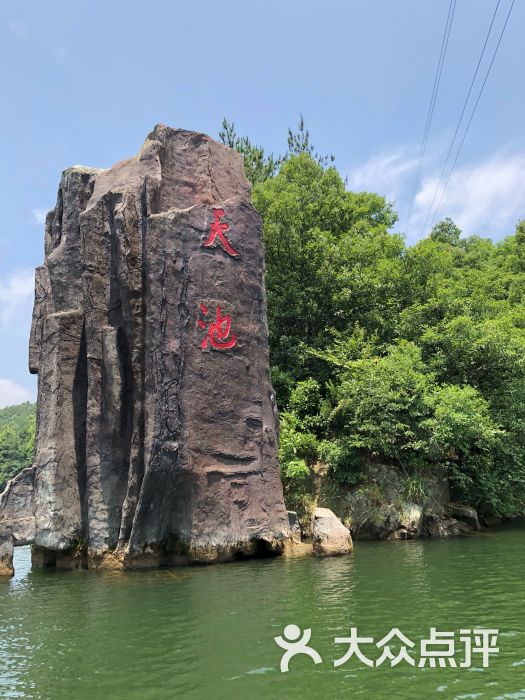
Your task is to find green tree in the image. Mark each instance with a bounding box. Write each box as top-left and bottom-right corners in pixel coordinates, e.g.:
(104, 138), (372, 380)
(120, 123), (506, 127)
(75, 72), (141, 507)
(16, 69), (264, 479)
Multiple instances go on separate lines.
(219, 118), (280, 185)
(253, 153), (397, 379)
(219, 115), (335, 184)
(0, 402), (36, 490)
(429, 217), (461, 245)
(328, 341), (435, 472)
(286, 114), (335, 167)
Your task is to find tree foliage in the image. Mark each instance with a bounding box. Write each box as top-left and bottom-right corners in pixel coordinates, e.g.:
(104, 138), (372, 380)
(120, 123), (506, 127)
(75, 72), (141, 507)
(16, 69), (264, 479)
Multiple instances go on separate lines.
(223, 117), (525, 516)
(0, 402), (35, 491)
(219, 118), (280, 185)
(219, 115), (335, 185)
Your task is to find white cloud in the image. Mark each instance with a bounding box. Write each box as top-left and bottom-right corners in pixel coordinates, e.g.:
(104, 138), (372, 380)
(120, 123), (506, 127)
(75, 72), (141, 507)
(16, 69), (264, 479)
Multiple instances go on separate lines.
(348, 146), (525, 242)
(413, 152), (525, 239)
(0, 379), (32, 409)
(0, 270), (35, 325)
(348, 148), (419, 203)
(32, 208), (48, 225)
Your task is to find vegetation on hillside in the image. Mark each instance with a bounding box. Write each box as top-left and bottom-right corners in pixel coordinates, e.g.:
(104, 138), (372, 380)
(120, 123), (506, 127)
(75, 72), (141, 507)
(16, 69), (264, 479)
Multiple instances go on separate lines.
(0, 402), (35, 491)
(221, 119), (525, 518)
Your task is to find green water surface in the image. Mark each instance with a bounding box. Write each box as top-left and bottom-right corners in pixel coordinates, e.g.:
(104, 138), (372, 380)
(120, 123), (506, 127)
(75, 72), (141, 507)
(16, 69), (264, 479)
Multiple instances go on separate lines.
(0, 522), (524, 699)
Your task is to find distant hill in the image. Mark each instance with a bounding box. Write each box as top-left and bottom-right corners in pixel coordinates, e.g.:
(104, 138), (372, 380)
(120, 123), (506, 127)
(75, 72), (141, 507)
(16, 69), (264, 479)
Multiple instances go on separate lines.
(0, 402), (36, 491)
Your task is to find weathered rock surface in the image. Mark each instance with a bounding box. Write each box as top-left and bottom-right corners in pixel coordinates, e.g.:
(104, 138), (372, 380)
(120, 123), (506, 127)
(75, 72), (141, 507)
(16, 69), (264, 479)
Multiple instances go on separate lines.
(333, 462), (479, 542)
(0, 525), (14, 577)
(312, 507), (353, 556)
(0, 125), (290, 572)
(287, 511), (302, 543)
(386, 502), (423, 541)
(0, 466), (36, 545)
(350, 501), (424, 541)
(421, 513), (472, 538)
(446, 503), (480, 531)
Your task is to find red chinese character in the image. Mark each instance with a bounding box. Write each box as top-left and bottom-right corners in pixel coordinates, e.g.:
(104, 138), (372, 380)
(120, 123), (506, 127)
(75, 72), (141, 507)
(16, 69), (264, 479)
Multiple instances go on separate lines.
(198, 303), (237, 350)
(203, 208), (239, 257)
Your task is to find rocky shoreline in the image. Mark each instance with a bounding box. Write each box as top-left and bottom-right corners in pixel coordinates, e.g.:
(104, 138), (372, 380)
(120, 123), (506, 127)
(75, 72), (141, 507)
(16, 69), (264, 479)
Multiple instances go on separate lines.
(284, 461), (520, 547)
(1, 482), (516, 575)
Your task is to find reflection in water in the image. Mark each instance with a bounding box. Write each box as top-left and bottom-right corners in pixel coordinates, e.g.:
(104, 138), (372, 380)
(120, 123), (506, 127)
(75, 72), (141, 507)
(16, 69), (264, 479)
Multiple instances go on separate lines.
(0, 523), (524, 699)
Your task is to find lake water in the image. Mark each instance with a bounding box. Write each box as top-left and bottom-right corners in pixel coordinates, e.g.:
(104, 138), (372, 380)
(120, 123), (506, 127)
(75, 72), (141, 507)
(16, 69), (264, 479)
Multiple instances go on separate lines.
(0, 522), (524, 699)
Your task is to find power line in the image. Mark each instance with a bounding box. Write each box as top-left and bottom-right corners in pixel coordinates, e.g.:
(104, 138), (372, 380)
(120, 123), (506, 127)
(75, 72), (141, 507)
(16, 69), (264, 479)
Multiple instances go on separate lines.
(405, 0), (456, 234)
(405, 0), (457, 236)
(429, 0), (515, 232)
(420, 0), (502, 237)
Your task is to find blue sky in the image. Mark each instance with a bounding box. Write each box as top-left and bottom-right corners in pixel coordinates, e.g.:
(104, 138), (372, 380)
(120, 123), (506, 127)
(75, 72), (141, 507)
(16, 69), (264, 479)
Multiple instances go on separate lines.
(0, 0), (523, 407)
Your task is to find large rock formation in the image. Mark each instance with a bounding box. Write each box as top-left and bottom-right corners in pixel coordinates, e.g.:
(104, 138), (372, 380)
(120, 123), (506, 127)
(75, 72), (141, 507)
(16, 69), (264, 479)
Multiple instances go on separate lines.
(0, 125), (290, 573)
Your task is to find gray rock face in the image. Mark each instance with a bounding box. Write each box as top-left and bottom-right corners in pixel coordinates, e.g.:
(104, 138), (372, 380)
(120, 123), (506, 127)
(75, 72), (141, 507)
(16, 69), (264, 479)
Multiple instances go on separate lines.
(446, 503), (480, 531)
(343, 463), (449, 541)
(0, 467), (36, 544)
(386, 502), (423, 541)
(0, 524), (14, 577)
(421, 513), (472, 538)
(312, 507), (353, 556)
(2, 125), (290, 571)
(351, 501), (424, 541)
(287, 511), (302, 543)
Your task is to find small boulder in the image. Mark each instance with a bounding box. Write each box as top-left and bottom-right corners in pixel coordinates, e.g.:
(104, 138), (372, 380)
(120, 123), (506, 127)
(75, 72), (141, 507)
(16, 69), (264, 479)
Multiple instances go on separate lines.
(446, 503), (480, 531)
(312, 507), (353, 556)
(0, 524), (14, 577)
